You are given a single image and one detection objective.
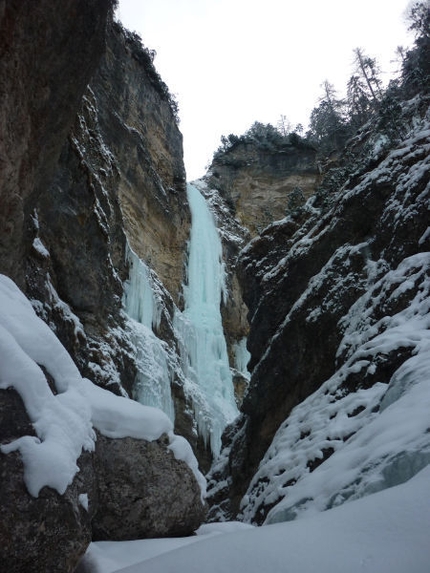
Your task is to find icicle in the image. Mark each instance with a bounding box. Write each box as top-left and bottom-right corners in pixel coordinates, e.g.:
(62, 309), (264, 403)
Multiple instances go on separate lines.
(175, 184), (238, 455)
(233, 338), (251, 381)
(123, 245), (175, 422)
(123, 246), (162, 330)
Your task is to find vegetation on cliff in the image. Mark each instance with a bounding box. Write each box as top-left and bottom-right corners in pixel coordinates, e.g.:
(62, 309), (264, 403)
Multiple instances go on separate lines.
(212, 1), (429, 165)
(115, 21), (180, 124)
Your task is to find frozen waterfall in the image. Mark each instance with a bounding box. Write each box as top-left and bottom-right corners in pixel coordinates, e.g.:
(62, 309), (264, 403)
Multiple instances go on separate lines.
(122, 184), (238, 456)
(175, 183), (238, 455)
(123, 246), (175, 422)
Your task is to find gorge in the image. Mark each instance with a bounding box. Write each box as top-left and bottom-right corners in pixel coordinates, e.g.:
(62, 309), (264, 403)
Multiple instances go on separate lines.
(0, 1), (430, 572)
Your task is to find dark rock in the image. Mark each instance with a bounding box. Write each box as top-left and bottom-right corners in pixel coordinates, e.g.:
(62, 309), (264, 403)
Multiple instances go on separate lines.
(0, 0), (113, 288)
(25, 83), (134, 393)
(92, 432), (206, 540)
(0, 390), (96, 573)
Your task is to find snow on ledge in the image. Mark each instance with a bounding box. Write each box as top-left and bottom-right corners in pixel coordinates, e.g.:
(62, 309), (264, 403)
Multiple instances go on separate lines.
(0, 275), (205, 498)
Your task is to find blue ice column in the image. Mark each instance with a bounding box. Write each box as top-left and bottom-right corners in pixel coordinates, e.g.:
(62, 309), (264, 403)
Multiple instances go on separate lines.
(175, 183), (238, 455)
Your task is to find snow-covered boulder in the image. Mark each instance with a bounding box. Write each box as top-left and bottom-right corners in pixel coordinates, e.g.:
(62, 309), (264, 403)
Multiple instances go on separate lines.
(0, 275), (206, 571)
(0, 388), (95, 573)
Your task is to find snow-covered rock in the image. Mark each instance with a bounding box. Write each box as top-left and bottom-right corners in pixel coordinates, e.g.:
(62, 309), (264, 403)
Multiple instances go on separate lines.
(207, 97), (430, 523)
(0, 275), (206, 570)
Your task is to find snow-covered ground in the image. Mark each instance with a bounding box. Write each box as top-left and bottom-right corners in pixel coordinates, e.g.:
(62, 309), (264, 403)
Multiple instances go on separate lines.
(81, 464), (430, 573)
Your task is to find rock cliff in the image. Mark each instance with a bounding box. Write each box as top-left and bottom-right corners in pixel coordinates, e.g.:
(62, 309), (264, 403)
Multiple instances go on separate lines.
(0, 4), (205, 572)
(90, 24), (190, 305)
(25, 21), (190, 395)
(206, 92), (430, 522)
(0, 0), (112, 289)
(205, 136), (319, 237)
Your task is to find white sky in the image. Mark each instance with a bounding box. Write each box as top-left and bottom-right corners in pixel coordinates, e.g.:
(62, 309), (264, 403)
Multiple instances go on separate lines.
(117, 0), (414, 180)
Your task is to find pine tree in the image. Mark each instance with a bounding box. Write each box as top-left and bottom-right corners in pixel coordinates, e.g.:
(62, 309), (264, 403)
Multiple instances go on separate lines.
(307, 81), (348, 153)
(401, 1), (430, 95)
(352, 48), (383, 104)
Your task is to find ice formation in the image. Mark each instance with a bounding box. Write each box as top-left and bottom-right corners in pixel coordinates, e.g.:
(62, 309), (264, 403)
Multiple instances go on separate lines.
(175, 184), (238, 455)
(122, 185), (239, 456)
(233, 338), (251, 381)
(123, 246), (175, 422)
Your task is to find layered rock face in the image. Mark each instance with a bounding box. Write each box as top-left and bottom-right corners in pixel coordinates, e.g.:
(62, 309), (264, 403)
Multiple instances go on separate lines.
(90, 24), (190, 305)
(205, 140), (319, 237)
(206, 96), (430, 522)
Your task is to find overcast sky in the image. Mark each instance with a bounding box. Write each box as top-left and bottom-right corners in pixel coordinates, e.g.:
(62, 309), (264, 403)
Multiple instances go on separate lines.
(117, 0), (415, 180)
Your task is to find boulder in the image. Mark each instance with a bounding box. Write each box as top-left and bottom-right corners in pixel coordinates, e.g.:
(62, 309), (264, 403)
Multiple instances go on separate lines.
(92, 432), (206, 540)
(0, 389), (96, 573)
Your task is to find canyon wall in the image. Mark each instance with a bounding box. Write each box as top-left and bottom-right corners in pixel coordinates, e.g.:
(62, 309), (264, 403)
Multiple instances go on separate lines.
(206, 94), (430, 522)
(0, 5), (205, 571)
(25, 21), (190, 395)
(0, 0), (112, 288)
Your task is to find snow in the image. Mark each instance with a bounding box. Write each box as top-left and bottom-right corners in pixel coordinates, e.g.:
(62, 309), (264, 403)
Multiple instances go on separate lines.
(168, 433), (207, 498)
(232, 337), (251, 381)
(30, 270), (87, 347)
(81, 378), (173, 441)
(80, 522), (254, 573)
(80, 464), (430, 573)
(0, 275), (95, 496)
(0, 274), (205, 498)
(79, 493), (89, 511)
(32, 237), (50, 258)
